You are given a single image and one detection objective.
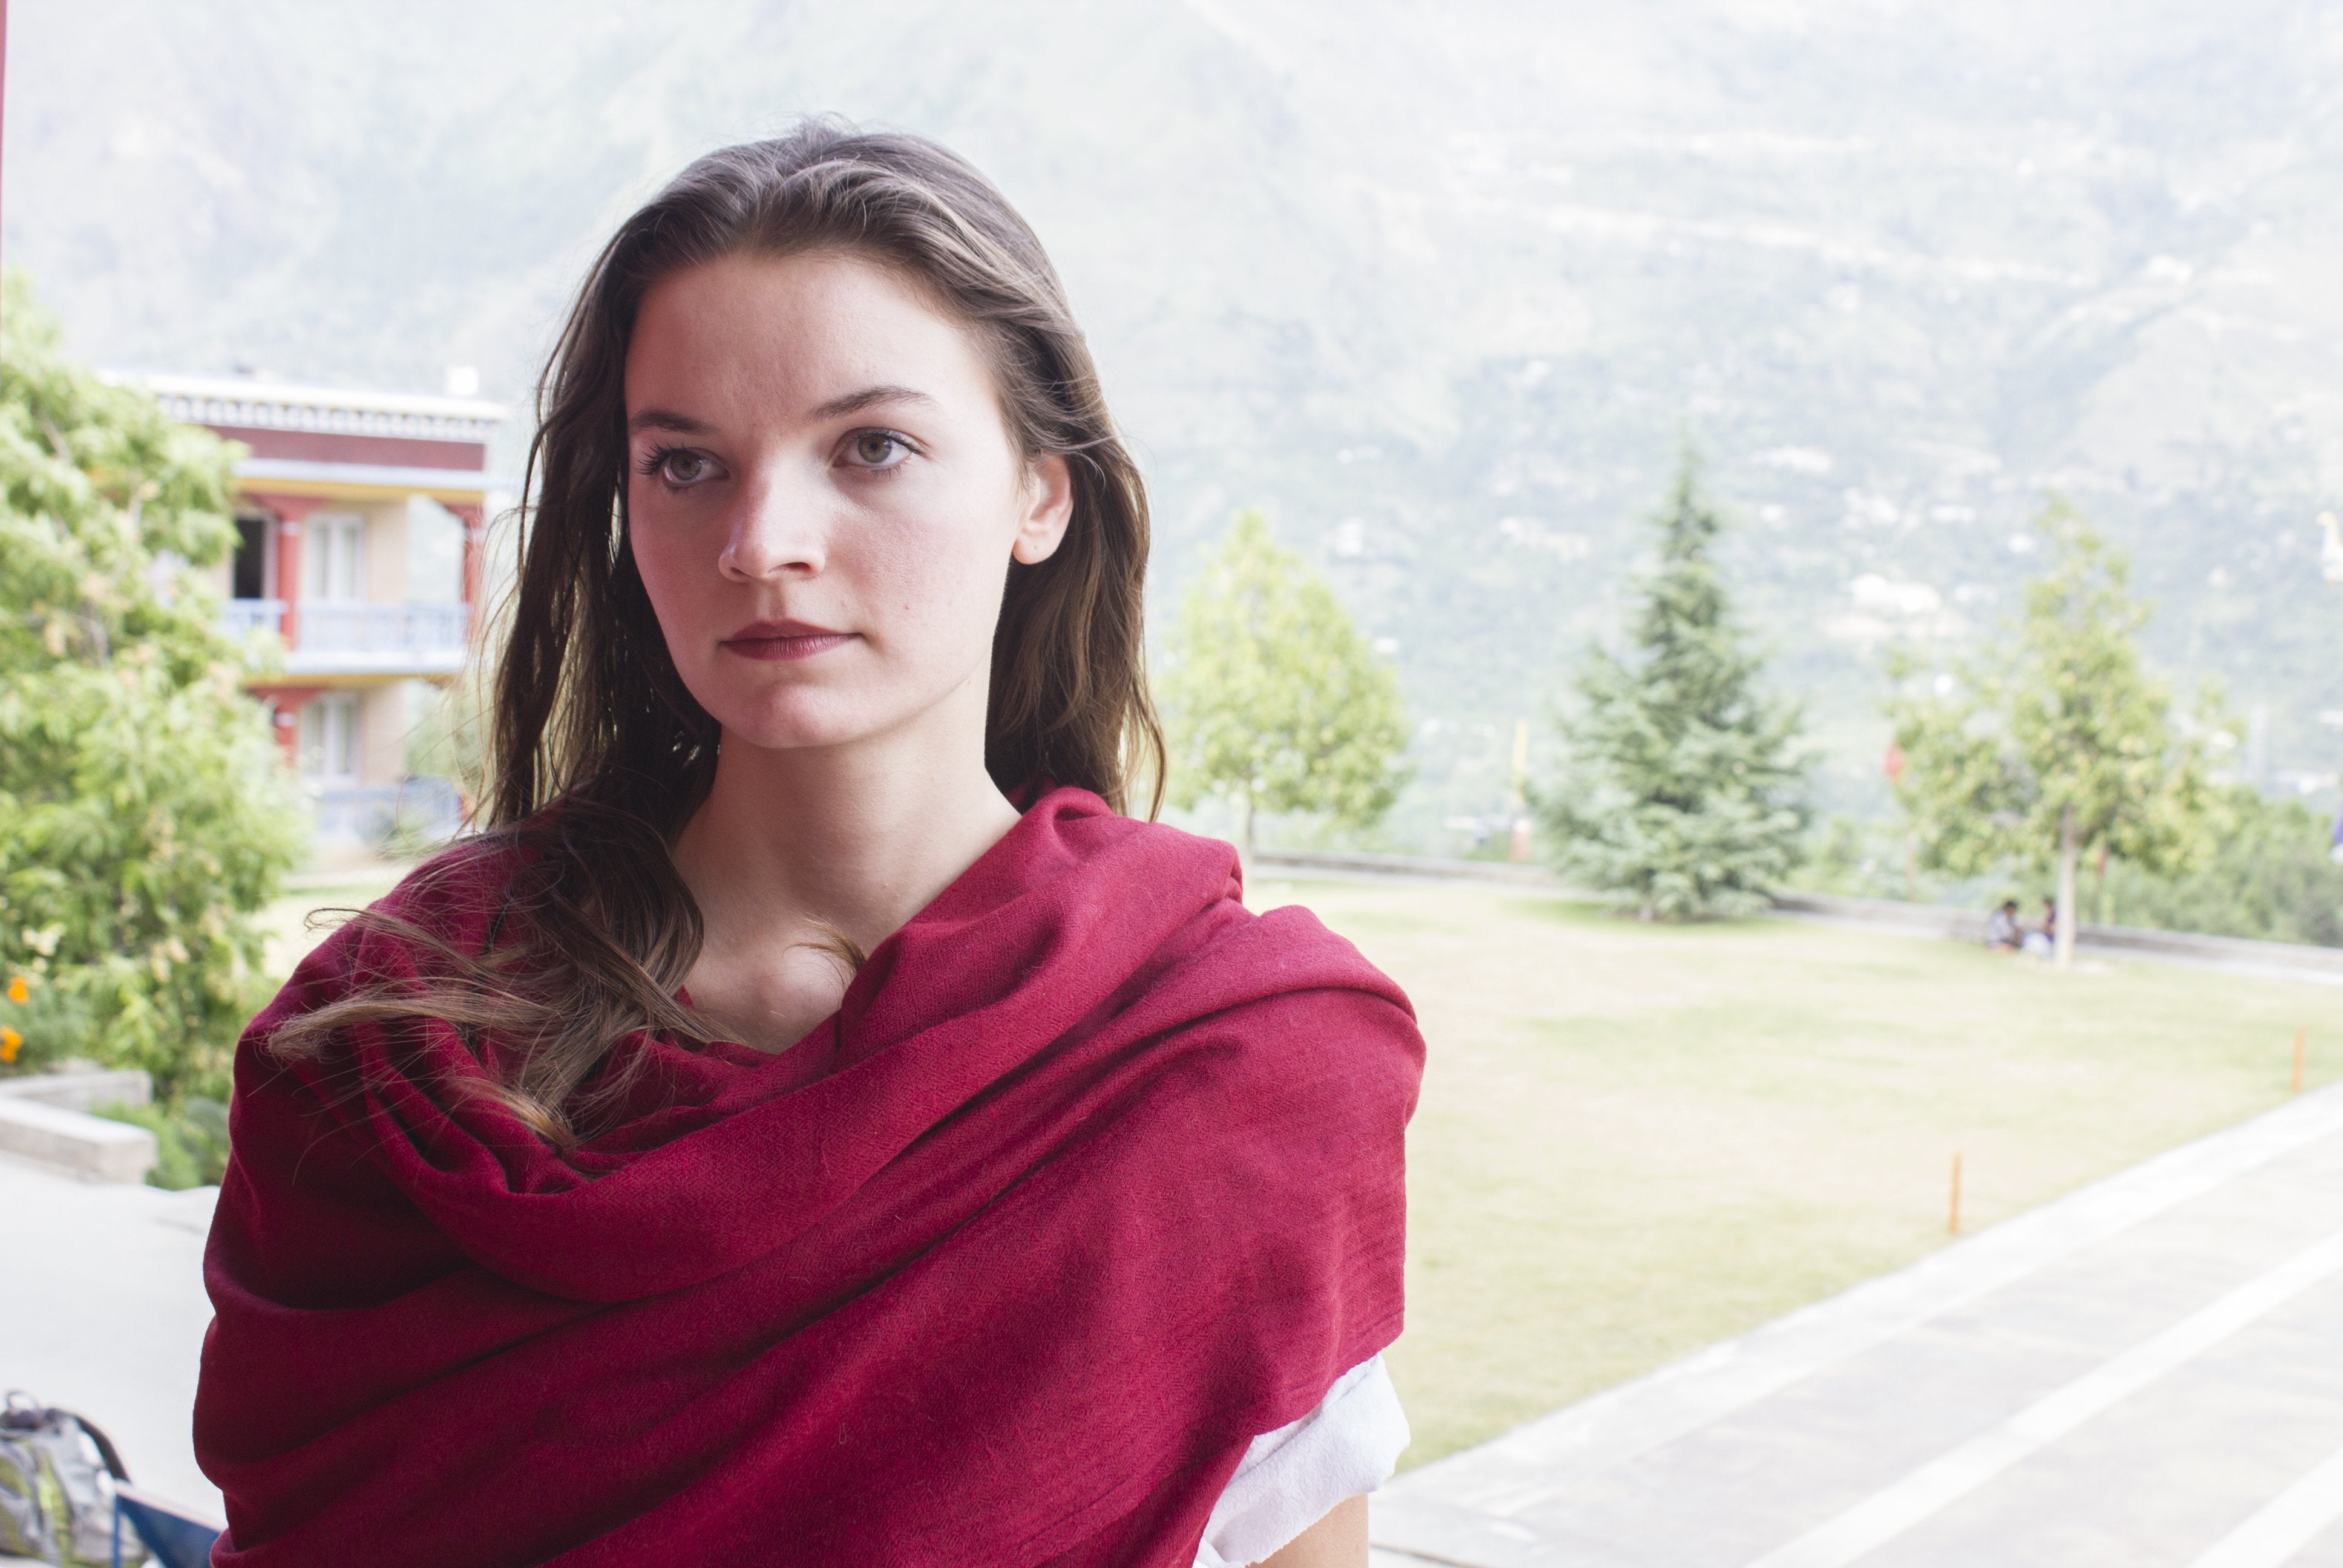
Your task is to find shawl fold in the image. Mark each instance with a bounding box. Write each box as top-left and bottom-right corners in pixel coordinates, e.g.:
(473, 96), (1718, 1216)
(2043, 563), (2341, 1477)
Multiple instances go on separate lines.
(195, 788), (1423, 1567)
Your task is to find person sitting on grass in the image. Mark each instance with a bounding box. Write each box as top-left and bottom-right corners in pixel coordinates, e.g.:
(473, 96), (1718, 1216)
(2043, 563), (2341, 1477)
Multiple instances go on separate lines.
(1984, 899), (2021, 952)
(2022, 897), (2057, 958)
(194, 122), (1423, 1568)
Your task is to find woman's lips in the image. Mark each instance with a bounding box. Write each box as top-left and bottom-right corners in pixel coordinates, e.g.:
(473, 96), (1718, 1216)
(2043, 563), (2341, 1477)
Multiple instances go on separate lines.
(719, 622), (859, 662)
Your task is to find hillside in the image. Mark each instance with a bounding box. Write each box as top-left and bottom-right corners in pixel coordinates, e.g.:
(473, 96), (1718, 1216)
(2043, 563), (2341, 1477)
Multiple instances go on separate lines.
(8, 0), (2341, 844)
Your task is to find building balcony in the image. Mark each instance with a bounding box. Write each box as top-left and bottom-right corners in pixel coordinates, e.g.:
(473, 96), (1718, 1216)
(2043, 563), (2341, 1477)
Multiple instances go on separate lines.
(223, 599), (471, 677)
(221, 599), (286, 639)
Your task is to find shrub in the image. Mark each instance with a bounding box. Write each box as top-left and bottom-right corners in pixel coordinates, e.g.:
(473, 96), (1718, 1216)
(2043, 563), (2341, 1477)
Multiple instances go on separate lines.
(0, 272), (307, 1099)
(90, 1096), (231, 1190)
(2100, 791), (2343, 946)
(0, 969), (101, 1076)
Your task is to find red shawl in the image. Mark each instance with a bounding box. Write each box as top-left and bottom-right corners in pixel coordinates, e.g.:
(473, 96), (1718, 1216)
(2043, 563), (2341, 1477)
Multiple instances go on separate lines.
(195, 788), (1421, 1566)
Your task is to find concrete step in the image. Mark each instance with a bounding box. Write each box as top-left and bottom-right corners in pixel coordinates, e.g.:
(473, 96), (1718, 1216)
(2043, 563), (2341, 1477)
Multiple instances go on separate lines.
(0, 1066), (154, 1112)
(0, 1096), (156, 1183)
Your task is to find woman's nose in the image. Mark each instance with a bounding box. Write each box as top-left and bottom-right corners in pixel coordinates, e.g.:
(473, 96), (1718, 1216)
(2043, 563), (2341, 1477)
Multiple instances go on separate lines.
(718, 468), (827, 581)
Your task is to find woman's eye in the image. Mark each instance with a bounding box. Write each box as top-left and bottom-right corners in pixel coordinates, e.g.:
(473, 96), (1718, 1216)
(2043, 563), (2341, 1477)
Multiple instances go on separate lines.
(848, 431), (911, 469)
(658, 449), (712, 486)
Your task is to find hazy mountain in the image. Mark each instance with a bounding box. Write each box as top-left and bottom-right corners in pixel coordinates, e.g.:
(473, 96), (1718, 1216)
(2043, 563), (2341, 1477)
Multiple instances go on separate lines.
(10, 0), (2342, 844)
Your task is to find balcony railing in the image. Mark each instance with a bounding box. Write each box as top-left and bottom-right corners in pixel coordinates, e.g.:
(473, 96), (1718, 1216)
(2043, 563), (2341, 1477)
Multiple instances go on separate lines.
(220, 599), (471, 672)
(221, 599), (286, 639)
(296, 602), (470, 655)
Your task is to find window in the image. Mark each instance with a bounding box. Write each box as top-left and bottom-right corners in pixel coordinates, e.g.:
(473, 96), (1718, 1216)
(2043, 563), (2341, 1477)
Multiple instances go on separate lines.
(304, 513), (367, 602)
(232, 514), (270, 599)
(407, 496), (466, 604)
(297, 693), (362, 784)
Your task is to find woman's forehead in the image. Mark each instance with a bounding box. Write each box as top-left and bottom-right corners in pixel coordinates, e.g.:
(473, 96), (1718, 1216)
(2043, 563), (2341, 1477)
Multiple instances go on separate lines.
(626, 251), (992, 421)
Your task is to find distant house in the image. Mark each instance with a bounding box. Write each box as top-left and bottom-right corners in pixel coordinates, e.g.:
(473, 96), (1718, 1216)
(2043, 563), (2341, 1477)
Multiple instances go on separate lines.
(131, 374), (510, 844)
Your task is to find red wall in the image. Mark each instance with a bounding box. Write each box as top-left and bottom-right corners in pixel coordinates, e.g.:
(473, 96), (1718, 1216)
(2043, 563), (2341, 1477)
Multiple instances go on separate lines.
(204, 423), (487, 472)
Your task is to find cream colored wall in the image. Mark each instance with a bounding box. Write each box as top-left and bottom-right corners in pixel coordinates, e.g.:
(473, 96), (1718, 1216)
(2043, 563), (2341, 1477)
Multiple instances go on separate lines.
(359, 500), (408, 604)
(356, 682), (412, 788)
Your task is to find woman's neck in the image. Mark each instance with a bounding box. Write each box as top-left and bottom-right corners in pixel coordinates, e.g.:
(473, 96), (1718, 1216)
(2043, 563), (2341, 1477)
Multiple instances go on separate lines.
(668, 711), (1021, 1051)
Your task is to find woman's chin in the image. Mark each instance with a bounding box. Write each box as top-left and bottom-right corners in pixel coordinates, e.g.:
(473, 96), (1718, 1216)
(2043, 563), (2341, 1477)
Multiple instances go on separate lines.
(712, 704), (906, 758)
(703, 671), (986, 761)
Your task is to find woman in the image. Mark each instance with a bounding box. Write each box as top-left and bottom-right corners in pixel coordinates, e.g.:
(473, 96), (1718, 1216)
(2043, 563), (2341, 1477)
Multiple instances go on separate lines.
(195, 122), (1423, 1567)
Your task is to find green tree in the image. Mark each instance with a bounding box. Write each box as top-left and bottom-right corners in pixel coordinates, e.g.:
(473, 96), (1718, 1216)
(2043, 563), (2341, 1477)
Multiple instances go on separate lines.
(1887, 500), (2218, 968)
(2097, 789), (2343, 946)
(1538, 459), (1808, 920)
(1159, 508), (1410, 851)
(0, 272), (306, 1096)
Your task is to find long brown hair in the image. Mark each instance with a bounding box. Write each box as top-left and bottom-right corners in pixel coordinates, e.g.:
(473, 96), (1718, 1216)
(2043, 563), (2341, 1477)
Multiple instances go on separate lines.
(269, 120), (1164, 1146)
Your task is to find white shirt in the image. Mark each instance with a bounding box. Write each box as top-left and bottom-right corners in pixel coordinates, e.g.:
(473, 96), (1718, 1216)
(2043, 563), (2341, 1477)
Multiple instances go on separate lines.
(1192, 1355), (1409, 1568)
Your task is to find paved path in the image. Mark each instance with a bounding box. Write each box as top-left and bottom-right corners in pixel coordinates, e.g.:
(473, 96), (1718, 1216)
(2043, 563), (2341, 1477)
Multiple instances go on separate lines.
(1372, 1082), (2343, 1568)
(0, 1154), (222, 1522)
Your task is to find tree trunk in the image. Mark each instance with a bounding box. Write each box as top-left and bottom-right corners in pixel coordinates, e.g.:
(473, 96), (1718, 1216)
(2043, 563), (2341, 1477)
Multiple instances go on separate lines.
(1243, 784), (1256, 858)
(2055, 809), (2079, 971)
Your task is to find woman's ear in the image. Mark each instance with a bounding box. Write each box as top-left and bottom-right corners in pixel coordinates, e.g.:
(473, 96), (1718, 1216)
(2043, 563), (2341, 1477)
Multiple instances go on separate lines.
(1011, 454), (1075, 565)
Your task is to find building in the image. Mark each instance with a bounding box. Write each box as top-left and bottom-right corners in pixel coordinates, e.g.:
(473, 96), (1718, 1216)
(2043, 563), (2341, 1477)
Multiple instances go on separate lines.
(134, 374), (509, 843)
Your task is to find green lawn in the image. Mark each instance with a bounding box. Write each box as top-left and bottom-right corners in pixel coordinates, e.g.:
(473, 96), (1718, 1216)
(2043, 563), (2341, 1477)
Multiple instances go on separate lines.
(257, 867), (2343, 1471)
(256, 868), (409, 979)
(1249, 877), (2343, 1468)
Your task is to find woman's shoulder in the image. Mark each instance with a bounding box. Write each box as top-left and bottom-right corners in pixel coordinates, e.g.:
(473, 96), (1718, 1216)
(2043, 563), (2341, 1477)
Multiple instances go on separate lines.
(1009, 794), (1418, 1065)
(232, 832), (542, 1124)
(349, 833), (533, 954)
(373, 832), (532, 927)
(1048, 806), (1401, 998)
(271, 833), (529, 1007)
(1078, 830), (1418, 1071)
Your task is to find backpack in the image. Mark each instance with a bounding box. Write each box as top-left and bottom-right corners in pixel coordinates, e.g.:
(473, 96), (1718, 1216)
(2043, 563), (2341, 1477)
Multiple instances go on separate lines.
(0, 1391), (146, 1566)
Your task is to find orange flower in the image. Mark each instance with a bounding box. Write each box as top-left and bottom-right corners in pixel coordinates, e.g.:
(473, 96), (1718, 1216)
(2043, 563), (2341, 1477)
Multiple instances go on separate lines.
(5, 976), (24, 1005)
(0, 1027), (19, 1063)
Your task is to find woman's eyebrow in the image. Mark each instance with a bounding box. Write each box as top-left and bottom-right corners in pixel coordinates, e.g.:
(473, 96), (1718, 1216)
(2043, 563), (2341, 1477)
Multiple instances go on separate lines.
(626, 407), (713, 436)
(809, 384), (939, 420)
(625, 387), (937, 437)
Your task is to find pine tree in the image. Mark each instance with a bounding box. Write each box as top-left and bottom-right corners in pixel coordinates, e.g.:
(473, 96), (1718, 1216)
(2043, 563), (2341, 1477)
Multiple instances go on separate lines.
(1159, 509), (1411, 852)
(1539, 459), (1807, 920)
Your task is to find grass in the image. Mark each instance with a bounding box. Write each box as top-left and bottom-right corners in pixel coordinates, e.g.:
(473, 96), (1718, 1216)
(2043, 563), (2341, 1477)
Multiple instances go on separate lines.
(1247, 877), (2343, 1469)
(255, 866), (410, 979)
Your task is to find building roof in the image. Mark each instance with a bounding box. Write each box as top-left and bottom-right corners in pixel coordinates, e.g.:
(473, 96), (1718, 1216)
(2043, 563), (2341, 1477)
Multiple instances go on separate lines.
(112, 372), (508, 446)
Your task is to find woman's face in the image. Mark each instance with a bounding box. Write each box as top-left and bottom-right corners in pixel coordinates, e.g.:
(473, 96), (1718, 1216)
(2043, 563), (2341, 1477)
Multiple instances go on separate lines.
(623, 250), (1070, 760)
